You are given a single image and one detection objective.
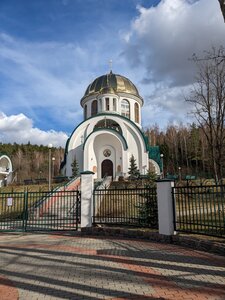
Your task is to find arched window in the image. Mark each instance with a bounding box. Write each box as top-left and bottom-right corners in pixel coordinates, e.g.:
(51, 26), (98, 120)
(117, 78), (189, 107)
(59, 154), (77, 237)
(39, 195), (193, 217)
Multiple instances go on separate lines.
(91, 100), (98, 116)
(135, 103), (139, 123)
(84, 105), (87, 119)
(105, 98), (110, 111)
(94, 119), (122, 135)
(121, 99), (130, 118)
(113, 98), (117, 111)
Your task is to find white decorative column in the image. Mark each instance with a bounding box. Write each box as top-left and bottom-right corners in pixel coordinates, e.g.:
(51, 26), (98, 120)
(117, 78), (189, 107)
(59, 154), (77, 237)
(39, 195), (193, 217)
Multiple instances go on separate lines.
(156, 180), (175, 235)
(80, 171), (94, 228)
(102, 97), (106, 111)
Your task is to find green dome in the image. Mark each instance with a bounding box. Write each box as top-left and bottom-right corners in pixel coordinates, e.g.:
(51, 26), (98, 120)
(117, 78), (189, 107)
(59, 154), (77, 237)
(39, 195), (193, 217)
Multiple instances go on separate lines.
(83, 72), (141, 98)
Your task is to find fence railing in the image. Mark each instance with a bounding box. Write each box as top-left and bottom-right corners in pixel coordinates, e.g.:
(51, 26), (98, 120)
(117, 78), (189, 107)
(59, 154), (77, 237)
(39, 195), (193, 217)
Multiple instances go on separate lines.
(0, 190), (80, 232)
(93, 187), (158, 228)
(172, 184), (225, 237)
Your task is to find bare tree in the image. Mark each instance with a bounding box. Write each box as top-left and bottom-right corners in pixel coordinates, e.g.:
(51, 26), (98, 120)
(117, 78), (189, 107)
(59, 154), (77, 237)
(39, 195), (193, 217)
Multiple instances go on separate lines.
(218, 0), (225, 22)
(186, 47), (225, 183)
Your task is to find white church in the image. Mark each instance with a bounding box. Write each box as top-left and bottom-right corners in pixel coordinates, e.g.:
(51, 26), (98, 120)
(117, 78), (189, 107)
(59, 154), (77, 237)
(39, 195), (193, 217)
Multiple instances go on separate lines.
(61, 71), (161, 179)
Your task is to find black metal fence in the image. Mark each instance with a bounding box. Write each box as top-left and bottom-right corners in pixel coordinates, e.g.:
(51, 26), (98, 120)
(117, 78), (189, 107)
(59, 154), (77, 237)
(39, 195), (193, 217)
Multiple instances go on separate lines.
(172, 185), (225, 237)
(93, 187), (158, 228)
(0, 190), (80, 232)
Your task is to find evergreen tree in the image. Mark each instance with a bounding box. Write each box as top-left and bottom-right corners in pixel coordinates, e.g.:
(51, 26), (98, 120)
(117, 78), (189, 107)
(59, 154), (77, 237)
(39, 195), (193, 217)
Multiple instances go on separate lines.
(71, 157), (79, 177)
(146, 170), (157, 185)
(137, 170), (158, 228)
(128, 155), (140, 179)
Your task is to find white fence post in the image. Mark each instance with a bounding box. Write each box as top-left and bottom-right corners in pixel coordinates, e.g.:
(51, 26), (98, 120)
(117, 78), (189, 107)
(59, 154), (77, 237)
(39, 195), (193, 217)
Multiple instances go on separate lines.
(156, 180), (175, 235)
(80, 171), (94, 228)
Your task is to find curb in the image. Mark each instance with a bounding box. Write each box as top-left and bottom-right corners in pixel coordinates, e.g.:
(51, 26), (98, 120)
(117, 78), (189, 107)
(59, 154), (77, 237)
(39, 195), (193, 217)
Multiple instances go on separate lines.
(81, 226), (225, 257)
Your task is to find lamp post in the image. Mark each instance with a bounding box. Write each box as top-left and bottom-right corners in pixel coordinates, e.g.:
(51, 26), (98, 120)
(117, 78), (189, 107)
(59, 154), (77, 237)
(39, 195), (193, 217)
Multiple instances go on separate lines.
(160, 154), (164, 179)
(48, 143), (53, 190)
(178, 166), (182, 181)
(52, 157), (55, 180)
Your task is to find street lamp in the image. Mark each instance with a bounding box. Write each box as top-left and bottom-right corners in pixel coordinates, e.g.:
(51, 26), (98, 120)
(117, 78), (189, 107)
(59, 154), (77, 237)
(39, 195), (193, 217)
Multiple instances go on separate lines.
(52, 157), (55, 179)
(39, 170), (42, 185)
(178, 166), (182, 181)
(160, 154), (164, 179)
(48, 143), (53, 190)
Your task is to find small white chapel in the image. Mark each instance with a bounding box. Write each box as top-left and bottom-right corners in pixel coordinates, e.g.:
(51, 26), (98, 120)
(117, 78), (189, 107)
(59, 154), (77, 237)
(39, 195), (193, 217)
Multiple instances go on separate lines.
(0, 153), (13, 187)
(61, 70), (161, 179)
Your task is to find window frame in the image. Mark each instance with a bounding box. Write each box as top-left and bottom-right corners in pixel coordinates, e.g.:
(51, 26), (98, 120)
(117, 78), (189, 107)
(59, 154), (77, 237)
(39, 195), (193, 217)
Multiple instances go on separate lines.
(121, 99), (130, 119)
(91, 100), (98, 116)
(105, 98), (110, 111)
(135, 102), (139, 123)
(84, 104), (87, 119)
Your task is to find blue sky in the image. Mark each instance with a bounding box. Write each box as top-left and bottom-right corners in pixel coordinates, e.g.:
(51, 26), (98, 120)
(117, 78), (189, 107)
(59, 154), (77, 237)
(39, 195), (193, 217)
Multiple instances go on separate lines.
(0, 0), (224, 146)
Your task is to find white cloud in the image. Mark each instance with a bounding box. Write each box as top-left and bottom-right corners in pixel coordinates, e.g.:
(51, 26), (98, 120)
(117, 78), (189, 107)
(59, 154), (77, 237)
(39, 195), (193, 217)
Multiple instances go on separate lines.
(121, 0), (225, 128)
(142, 84), (194, 128)
(0, 112), (68, 147)
(124, 0), (225, 86)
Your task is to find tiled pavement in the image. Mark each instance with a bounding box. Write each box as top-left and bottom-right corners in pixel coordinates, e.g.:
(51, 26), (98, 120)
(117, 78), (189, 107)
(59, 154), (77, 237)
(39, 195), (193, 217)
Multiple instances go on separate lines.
(0, 232), (224, 300)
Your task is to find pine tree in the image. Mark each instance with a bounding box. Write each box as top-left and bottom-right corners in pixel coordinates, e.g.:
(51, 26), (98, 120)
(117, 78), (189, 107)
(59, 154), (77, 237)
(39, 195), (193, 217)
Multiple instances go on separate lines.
(128, 155), (140, 179)
(71, 157), (79, 177)
(137, 169), (158, 228)
(146, 170), (157, 185)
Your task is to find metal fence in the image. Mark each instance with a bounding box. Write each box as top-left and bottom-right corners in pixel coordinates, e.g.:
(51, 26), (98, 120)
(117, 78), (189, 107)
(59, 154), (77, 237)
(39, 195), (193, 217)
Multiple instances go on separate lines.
(93, 187), (158, 228)
(172, 185), (225, 237)
(0, 190), (80, 232)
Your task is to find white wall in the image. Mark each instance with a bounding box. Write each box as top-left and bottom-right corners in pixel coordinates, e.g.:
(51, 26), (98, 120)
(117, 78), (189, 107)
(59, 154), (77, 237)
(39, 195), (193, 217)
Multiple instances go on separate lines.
(156, 180), (175, 235)
(66, 114), (149, 178)
(82, 93), (142, 126)
(84, 132), (123, 179)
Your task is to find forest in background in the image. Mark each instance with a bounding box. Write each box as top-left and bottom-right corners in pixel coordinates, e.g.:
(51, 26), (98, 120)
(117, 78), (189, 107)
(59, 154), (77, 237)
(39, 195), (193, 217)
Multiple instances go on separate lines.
(0, 142), (64, 184)
(146, 123), (216, 179)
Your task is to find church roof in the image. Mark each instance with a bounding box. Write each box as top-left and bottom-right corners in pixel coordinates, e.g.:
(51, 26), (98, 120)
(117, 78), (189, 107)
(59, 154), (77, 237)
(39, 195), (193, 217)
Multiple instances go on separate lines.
(82, 71), (141, 99)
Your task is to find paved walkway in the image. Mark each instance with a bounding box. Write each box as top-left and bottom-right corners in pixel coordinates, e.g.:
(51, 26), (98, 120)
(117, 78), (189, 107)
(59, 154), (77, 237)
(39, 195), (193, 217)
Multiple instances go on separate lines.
(0, 232), (224, 300)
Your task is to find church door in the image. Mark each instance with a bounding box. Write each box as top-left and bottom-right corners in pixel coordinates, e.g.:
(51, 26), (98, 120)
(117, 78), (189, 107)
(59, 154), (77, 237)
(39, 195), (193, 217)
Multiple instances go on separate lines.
(101, 159), (113, 178)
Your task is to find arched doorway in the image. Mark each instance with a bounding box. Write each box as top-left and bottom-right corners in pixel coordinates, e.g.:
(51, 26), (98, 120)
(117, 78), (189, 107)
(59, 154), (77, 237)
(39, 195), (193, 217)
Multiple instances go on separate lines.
(101, 159), (113, 178)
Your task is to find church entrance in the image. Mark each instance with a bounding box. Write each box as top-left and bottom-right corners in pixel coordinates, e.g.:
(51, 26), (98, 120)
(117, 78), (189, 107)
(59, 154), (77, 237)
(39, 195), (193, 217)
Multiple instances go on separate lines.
(101, 159), (113, 178)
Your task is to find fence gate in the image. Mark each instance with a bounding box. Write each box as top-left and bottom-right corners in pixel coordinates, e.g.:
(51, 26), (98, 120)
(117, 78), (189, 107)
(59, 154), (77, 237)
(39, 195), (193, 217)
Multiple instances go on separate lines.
(0, 190), (80, 232)
(93, 187), (158, 228)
